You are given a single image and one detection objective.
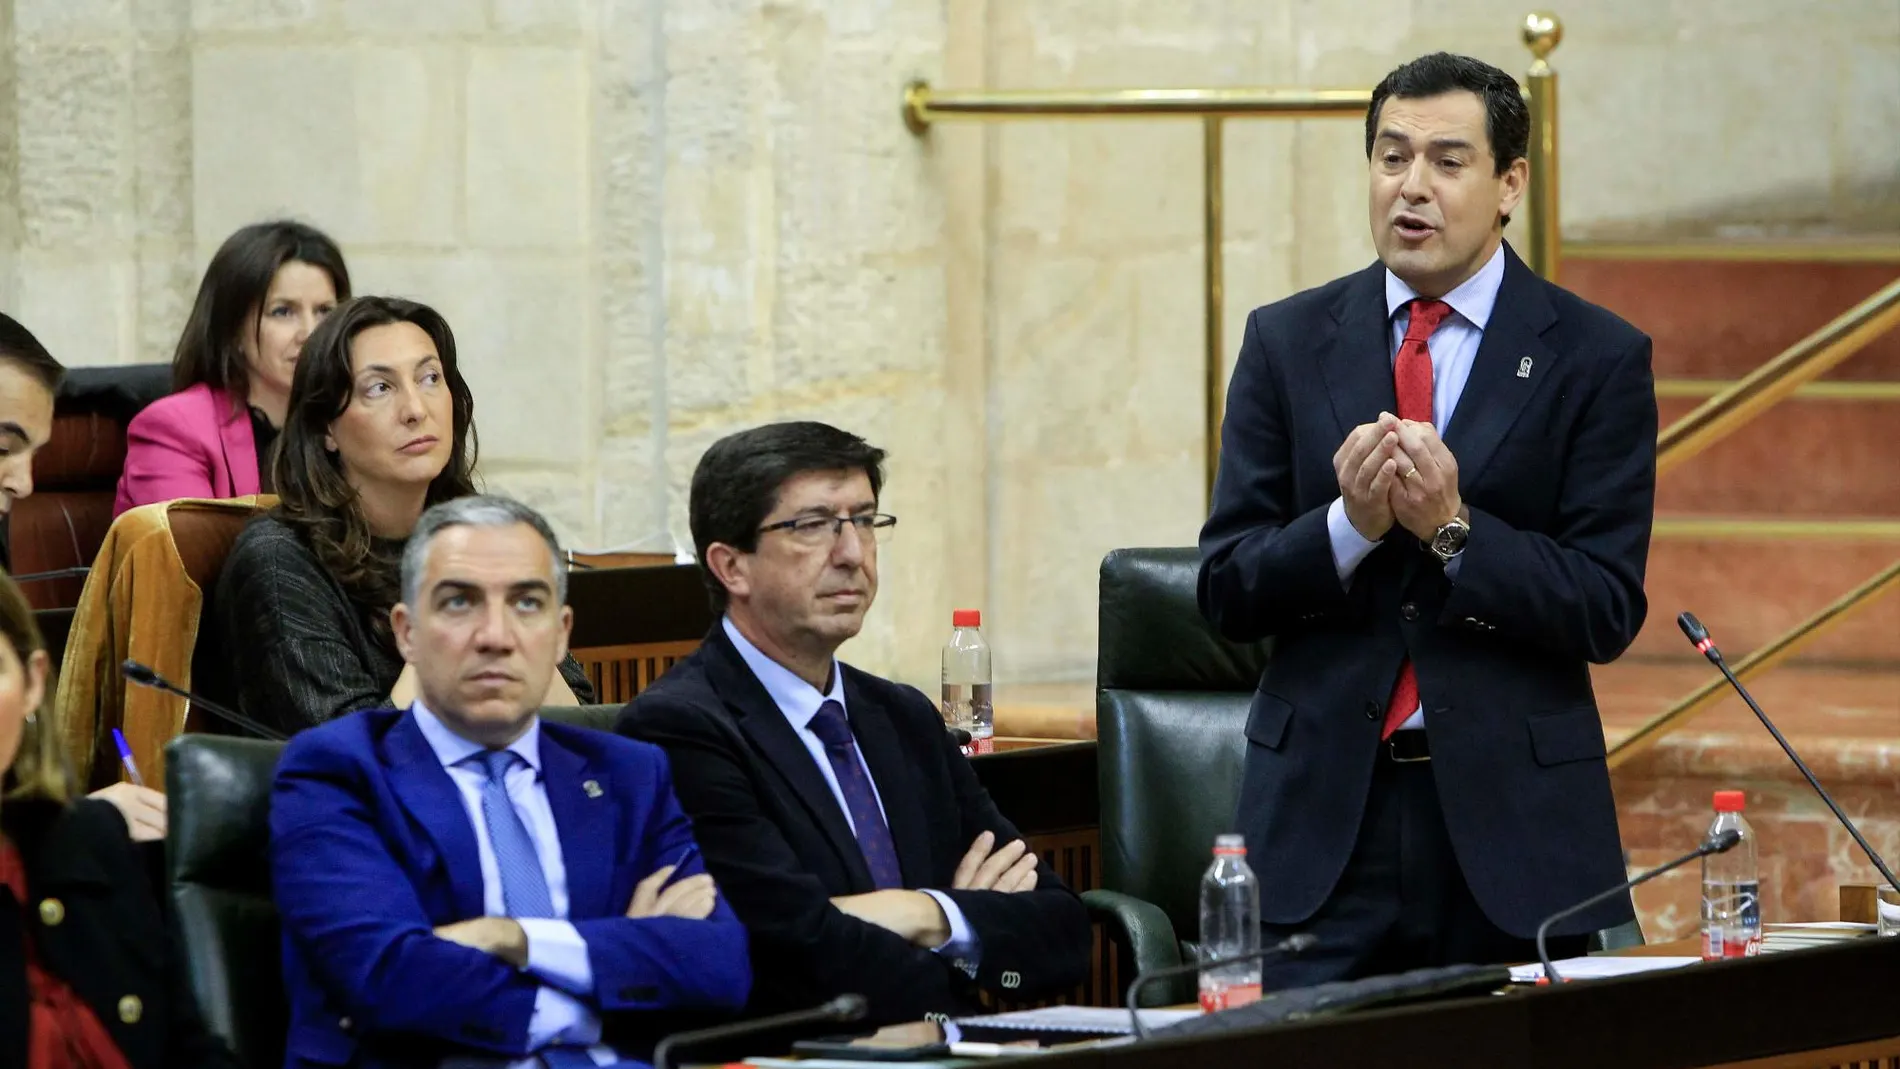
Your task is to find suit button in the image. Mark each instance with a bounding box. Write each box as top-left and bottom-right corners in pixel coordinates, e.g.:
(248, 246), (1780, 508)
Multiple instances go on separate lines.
(339, 1017), (352, 1032)
(38, 899), (64, 926)
(118, 995), (143, 1024)
(1363, 701), (1380, 720)
(1400, 602), (1419, 621)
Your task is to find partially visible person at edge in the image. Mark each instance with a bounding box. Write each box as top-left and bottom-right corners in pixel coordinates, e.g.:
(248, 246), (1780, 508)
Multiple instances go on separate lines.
(0, 565), (242, 1068)
(203, 296), (596, 738)
(1, 314), (168, 843)
(115, 219), (349, 515)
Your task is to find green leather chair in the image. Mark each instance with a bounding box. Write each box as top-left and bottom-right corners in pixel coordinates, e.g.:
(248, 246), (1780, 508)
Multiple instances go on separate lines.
(164, 705), (627, 1065)
(1082, 547), (1269, 1005)
(1081, 548), (1641, 1006)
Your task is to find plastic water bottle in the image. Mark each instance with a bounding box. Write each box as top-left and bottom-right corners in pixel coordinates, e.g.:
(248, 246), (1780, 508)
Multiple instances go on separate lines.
(940, 609), (993, 755)
(1198, 834), (1262, 1012)
(1701, 789), (1761, 960)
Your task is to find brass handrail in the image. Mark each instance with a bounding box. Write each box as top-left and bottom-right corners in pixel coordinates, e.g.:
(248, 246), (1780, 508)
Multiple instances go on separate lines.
(904, 13), (1565, 502)
(1656, 276), (1900, 476)
(1606, 559), (1900, 768)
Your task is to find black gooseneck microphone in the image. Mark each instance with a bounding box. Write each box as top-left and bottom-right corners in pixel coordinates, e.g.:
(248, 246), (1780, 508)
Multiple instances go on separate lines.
(1123, 933), (1317, 1038)
(1534, 830), (1739, 984)
(948, 726), (973, 747)
(651, 993), (867, 1069)
(120, 660), (289, 742)
(1677, 612), (1900, 896)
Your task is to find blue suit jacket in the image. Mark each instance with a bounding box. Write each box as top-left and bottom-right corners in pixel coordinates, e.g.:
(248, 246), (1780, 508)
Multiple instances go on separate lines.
(1199, 245), (1654, 939)
(270, 707), (751, 1069)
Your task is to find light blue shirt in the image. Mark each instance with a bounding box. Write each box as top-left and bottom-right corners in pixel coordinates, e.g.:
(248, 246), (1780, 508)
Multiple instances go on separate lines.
(1325, 243), (1505, 728)
(411, 703), (616, 1064)
(721, 617), (979, 969)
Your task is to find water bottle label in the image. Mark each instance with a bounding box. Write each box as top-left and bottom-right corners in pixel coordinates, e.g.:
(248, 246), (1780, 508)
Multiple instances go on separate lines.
(1198, 980), (1262, 1013)
(1701, 880), (1761, 960)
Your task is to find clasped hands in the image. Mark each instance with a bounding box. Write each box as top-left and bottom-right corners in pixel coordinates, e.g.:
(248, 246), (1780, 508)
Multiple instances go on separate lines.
(433, 863), (718, 967)
(1334, 412), (1465, 543)
(830, 830), (1039, 948)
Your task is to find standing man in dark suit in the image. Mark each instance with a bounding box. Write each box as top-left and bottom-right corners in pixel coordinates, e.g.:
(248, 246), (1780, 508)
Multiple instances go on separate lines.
(618, 422), (1090, 1025)
(271, 496), (750, 1068)
(1199, 53), (1655, 988)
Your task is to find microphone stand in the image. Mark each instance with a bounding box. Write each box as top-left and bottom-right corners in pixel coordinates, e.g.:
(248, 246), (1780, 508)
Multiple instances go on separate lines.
(652, 994), (867, 1069)
(1534, 831), (1737, 984)
(1678, 613), (1900, 896)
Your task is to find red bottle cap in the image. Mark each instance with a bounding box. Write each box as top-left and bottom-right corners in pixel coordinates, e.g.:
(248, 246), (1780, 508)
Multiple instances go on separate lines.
(953, 609), (981, 628)
(1713, 789), (1746, 813)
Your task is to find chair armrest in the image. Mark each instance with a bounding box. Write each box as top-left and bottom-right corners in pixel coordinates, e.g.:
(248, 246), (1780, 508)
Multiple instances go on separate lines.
(1081, 888), (1184, 995)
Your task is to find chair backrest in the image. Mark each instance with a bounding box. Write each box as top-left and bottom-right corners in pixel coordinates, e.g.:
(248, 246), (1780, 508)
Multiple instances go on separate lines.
(10, 365), (171, 610)
(166, 734), (287, 1069)
(565, 563), (712, 705)
(1095, 548), (1272, 943)
(539, 704), (624, 733)
(56, 496), (274, 789)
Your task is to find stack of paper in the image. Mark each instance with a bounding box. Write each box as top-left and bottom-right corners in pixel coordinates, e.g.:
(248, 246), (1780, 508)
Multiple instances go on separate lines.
(1761, 921), (1877, 954)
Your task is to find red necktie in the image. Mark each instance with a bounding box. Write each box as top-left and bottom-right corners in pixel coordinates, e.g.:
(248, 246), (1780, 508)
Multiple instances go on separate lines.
(1382, 298), (1453, 740)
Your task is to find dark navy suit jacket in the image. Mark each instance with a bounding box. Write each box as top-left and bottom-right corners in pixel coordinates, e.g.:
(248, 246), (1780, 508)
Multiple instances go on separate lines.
(270, 707), (750, 1069)
(1199, 245), (1655, 938)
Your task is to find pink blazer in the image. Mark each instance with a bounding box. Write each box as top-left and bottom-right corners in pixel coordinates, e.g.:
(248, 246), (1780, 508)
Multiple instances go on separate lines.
(113, 383), (262, 516)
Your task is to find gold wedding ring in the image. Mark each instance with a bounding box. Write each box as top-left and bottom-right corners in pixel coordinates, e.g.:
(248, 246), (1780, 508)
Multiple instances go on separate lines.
(1404, 468), (1420, 480)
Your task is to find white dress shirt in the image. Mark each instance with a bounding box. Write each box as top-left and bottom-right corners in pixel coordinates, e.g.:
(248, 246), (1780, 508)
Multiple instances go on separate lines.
(1325, 242), (1506, 729)
(411, 703), (617, 1065)
(721, 617), (979, 966)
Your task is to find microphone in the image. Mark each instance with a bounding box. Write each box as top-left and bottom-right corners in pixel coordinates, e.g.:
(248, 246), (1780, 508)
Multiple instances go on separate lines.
(1676, 612), (1900, 896)
(1123, 933), (1317, 1038)
(6, 566), (92, 584)
(651, 993), (867, 1069)
(1534, 830), (1739, 984)
(948, 726), (973, 747)
(120, 660), (288, 742)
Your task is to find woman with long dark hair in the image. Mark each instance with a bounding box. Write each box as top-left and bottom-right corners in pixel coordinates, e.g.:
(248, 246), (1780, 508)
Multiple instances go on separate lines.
(204, 296), (591, 735)
(114, 220), (349, 515)
(0, 567), (240, 1069)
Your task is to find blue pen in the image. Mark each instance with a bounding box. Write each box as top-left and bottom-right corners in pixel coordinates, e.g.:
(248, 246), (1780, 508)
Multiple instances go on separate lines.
(112, 728), (144, 787)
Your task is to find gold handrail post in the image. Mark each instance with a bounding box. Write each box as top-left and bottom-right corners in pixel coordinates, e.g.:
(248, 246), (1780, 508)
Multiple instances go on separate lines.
(1522, 12), (1562, 281)
(1204, 116), (1225, 503)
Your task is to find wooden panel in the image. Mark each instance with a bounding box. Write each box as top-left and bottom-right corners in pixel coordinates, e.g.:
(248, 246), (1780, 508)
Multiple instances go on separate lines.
(1707, 1038), (1900, 1069)
(1840, 884), (1880, 924)
(573, 639), (701, 705)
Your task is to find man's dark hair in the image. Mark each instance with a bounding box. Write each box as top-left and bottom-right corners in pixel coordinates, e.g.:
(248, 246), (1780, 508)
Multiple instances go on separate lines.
(689, 421), (887, 612)
(1366, 52), (1529, 224)
(0, 313), (67, 394)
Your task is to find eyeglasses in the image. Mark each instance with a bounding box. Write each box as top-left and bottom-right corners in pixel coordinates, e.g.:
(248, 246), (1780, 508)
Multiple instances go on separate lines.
(757, 513), (898, 548)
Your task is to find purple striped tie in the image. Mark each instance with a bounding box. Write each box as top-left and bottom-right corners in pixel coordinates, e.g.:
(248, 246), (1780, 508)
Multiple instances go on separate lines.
(809, 701), (903, 889)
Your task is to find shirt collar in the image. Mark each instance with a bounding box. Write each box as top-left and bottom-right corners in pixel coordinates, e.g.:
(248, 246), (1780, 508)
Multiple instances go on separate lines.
(1384, 241), (1506, 331)
(411, 698), (543, 775)
(721, 615), (845, 732)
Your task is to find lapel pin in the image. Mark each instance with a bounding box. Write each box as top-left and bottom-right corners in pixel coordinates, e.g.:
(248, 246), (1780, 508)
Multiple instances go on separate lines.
(1517, 356), (1534, 379)
(582, 779), (603, 799)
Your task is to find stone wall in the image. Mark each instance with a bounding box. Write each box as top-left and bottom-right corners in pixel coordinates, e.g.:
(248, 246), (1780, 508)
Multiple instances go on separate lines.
(0, 0), (1893, 689)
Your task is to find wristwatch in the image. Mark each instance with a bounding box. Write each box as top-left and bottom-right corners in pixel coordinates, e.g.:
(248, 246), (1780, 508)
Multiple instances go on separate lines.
(1428, 516), (1470, 563)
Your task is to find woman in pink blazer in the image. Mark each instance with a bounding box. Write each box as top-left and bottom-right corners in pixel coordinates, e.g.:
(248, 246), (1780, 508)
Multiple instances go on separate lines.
(114, 220), (351, 515)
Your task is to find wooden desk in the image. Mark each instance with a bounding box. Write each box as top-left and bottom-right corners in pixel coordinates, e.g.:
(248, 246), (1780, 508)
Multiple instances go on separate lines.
(1018, 937), (1900, 1069)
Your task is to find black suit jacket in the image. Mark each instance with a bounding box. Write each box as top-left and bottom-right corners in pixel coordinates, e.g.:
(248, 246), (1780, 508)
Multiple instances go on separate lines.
(1199, 245), (1654, 938)
(617, 627), (1091, 1024)
(0, 798), (239, 1069)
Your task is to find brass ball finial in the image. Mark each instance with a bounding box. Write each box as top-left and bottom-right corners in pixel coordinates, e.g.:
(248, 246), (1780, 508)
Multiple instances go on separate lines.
(1522, 12), (1563, 61)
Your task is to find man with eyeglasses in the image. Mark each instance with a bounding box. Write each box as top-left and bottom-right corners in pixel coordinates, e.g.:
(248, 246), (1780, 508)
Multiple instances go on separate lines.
(617, 421), (1089, 1027)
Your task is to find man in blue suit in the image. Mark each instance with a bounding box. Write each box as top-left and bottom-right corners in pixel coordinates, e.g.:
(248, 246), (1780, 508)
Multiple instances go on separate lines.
(1199, 53), (1654, 988)
(271, 496), (749, 1069)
